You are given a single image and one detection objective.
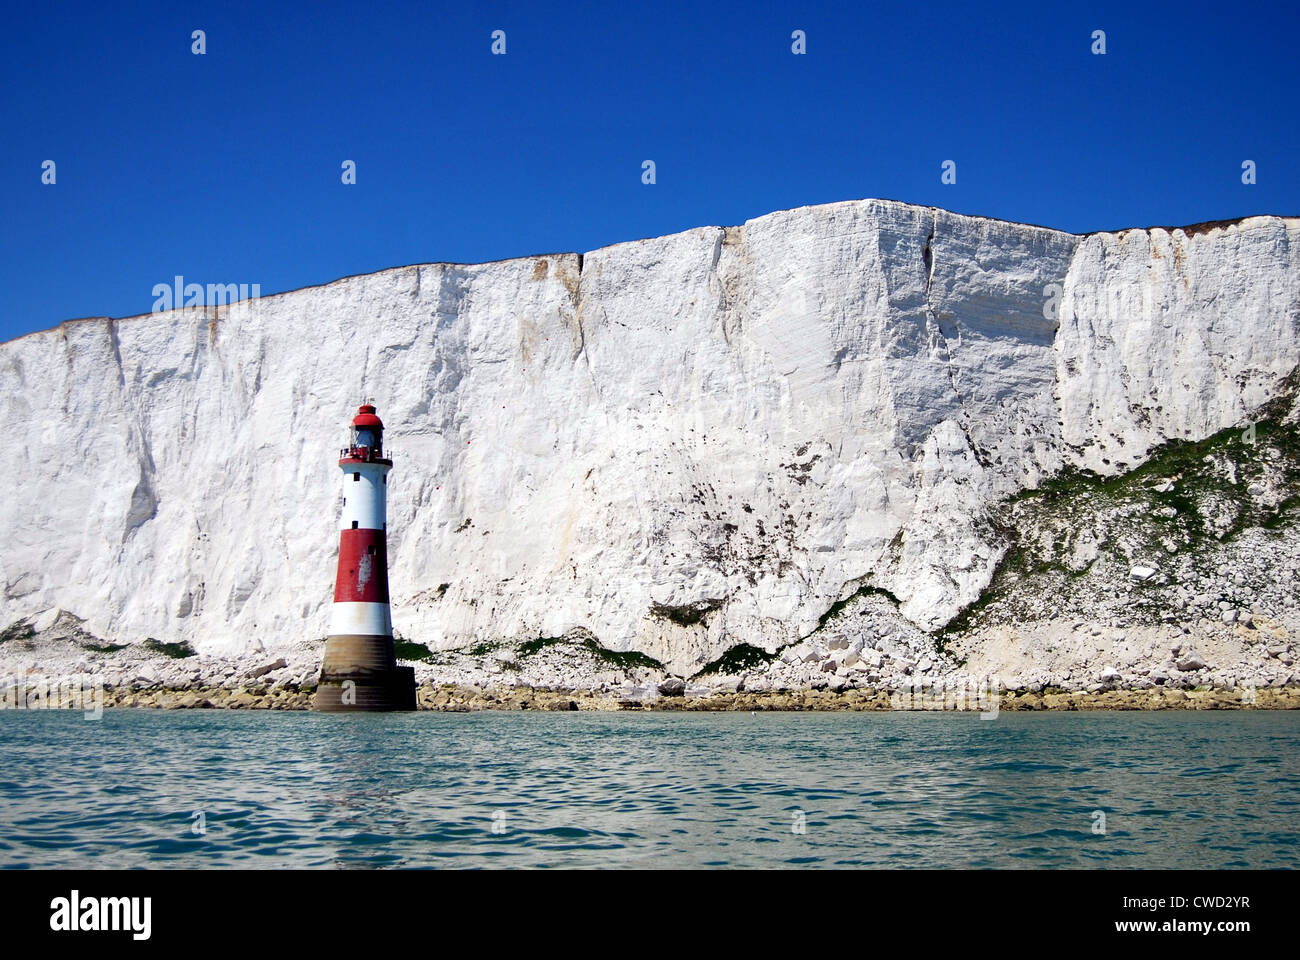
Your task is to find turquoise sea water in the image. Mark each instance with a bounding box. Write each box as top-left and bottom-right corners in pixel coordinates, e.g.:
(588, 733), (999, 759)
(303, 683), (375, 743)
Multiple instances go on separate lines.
(0, 710), (1296, 868)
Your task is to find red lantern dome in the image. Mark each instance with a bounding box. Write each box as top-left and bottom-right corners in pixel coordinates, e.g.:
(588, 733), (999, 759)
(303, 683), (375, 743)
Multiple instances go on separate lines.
(352, 404), (384, 430)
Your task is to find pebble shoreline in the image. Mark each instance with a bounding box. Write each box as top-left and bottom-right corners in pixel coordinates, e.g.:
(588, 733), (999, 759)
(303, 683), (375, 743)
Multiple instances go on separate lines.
(59, 682), (1300, 712)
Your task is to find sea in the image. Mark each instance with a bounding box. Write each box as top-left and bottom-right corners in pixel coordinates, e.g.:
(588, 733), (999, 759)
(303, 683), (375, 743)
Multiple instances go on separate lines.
(0, 710), (1296, 868)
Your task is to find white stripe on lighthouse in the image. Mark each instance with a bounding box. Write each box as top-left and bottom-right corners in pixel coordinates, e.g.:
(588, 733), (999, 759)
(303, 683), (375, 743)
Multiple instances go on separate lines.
(329, 601), (393, 637)
(339, 462), (390, 531)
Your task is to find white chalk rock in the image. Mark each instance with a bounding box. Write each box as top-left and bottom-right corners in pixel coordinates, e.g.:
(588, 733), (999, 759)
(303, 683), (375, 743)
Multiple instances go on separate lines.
(1, 200), (1297, 676)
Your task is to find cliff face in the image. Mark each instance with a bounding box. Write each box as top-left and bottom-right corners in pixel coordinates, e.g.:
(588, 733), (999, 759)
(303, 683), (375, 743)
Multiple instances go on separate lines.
(2, 199), (1297, 675)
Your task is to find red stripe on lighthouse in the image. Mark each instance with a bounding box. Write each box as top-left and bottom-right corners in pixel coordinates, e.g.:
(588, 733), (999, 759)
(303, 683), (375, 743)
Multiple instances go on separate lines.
(334, 529), (390, 603)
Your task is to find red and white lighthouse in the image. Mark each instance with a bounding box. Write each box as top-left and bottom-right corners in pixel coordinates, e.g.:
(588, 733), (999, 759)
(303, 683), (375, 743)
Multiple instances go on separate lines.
(314, 403), (416, 711)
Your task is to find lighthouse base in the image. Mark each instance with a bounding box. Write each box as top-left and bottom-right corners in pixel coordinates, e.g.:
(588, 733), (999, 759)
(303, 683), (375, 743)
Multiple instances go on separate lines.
(314, 634), (417, 712)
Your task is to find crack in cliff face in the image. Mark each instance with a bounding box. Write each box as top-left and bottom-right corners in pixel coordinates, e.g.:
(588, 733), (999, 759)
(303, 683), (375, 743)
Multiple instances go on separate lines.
(708, 227), (739, 347)
(715, 226), (754, 351)
(562, 253), (598, 390)
(105, 319), (160, 539)
(922, 209), (989, 468)
(106, 318), (126, 389)
(922, 220), (935, 290)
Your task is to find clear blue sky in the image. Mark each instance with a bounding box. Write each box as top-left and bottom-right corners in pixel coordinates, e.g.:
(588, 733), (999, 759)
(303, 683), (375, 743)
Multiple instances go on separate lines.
(2, 0), (1297, 340)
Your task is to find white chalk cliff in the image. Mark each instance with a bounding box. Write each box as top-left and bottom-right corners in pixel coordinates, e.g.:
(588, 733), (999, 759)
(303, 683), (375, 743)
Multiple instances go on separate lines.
(2, 199), (1298, 675)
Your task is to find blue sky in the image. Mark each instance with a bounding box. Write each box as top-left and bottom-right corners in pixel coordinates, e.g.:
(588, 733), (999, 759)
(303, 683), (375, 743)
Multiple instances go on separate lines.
(1, 0), (1297, 340)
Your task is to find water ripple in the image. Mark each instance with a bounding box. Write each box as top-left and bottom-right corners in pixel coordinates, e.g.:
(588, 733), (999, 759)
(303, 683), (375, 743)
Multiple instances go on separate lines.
(0, 710), (1296, 868)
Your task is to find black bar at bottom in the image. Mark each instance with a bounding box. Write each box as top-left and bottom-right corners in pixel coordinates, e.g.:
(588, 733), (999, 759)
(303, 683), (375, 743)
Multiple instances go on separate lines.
(0, 869), (1284, 946)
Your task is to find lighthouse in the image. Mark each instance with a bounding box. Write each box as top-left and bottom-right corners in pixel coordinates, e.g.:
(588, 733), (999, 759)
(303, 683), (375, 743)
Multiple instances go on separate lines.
(314, 403), (416, 711)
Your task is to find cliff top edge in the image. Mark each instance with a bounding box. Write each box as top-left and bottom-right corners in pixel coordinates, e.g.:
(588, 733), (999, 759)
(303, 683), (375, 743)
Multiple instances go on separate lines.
(9, 197), (1299, 345)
